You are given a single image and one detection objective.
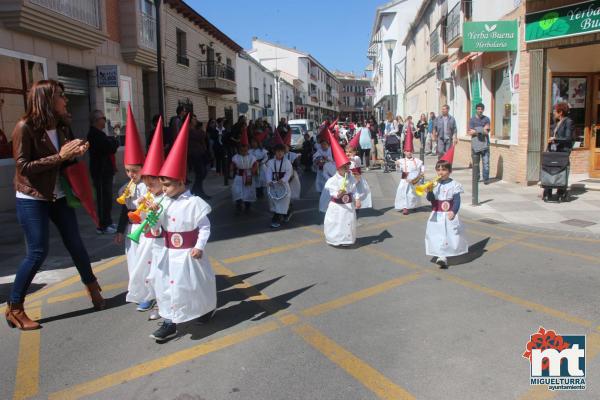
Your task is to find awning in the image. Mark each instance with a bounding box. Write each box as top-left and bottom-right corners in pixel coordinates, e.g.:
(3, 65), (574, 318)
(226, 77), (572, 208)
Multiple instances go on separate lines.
(453, 53), (481, 70)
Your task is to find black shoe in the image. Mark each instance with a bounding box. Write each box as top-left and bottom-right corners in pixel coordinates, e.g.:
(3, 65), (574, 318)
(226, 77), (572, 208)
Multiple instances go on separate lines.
(483, 180), (490, 185)
(150, 321), (177, 342)
(197, 309), (216, 324)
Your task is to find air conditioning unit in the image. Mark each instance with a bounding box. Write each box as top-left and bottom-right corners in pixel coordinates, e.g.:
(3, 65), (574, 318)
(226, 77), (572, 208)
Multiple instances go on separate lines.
(438, 62), (453, 81)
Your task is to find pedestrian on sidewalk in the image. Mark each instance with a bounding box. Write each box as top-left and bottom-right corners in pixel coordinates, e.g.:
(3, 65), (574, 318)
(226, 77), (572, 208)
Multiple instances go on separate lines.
(358, 122), (372, 169)
(543, 102), (574, 201)
(87, 109), (119, 234)
(369, 117), (379, 163)
(468, 103), (491, 185)
(210, 118), (226, 176)
(417, 113), (428, 148)
(188, 115), (210, 199)
(167, 105), (188, 149)
(149, 115), (217, 342)
(425, 112), (437, 155)
(8, 80), (104, 330)
(424, 148), (468, 268)
(433, 105), (457, 157)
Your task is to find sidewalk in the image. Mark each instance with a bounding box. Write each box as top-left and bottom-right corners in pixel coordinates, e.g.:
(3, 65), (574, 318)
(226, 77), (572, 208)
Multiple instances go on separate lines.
(0, 172), (230, 302)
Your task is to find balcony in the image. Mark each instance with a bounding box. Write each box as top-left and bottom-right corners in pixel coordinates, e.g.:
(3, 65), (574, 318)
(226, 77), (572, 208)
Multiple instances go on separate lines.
(0, 0), (107, 49)
(445, 2), (463, 48)
(120, 1), (157, 69)
(430, 25), (447, 62)
(198, 61), (236, 94)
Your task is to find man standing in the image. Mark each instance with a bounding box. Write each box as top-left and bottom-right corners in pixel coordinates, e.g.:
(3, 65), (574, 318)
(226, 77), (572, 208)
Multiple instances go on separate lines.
(468, 103), (491, 185)
(168, 105), (187, 147)
(433, 104), (457, 157)
(87, 110), (119, 234)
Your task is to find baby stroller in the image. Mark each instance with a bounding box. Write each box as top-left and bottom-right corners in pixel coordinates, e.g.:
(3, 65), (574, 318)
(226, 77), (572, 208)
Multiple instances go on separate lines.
(383, 134), (402, 173)
(540, 151), (570, 202)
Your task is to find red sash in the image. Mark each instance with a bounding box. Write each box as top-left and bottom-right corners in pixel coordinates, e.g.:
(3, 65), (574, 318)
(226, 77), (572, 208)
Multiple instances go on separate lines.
(331, 193), (353, 204)
(144, 229), (165, 239)
(351, 167), (361, 174)
(164, 228), (199, 249)
(432, 200), (453, 212)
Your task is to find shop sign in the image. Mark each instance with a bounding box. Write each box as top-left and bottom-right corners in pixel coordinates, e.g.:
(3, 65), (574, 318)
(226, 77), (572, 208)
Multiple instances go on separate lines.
(365, 87), (375, 97)
(526, 0), (600, 43)
(96, 65), (119, 87)
(463, 20), (518, 52)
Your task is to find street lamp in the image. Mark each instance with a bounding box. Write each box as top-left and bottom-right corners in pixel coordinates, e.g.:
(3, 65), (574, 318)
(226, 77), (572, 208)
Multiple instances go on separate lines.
(384, 39), (397, 116)
(273, 70), (281, 125)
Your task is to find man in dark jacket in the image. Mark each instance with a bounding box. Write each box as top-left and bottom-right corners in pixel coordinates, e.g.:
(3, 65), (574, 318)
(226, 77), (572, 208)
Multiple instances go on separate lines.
(87, 110), (119, 234)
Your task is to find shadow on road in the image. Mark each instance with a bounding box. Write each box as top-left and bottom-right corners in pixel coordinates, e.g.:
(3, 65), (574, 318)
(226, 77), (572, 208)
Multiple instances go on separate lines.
(355, 230), (393, 248)
(430, 237), (490, 268)
(0, 282), (46, 304)
(38, 292), (128, 325)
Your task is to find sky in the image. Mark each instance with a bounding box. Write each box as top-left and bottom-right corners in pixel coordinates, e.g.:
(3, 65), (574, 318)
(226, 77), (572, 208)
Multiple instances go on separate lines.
(187, 0), (385, 76)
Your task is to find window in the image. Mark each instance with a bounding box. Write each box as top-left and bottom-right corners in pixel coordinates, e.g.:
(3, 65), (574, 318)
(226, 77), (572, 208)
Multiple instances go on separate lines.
(492, 66), (512, 140)
(253, 87), (259, 103)
(551, 76), (587, 148)
(176, 29), (188, 66)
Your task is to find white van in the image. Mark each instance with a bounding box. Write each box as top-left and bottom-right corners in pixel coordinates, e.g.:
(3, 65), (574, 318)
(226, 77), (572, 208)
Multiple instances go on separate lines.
(288, 119), (317, 151)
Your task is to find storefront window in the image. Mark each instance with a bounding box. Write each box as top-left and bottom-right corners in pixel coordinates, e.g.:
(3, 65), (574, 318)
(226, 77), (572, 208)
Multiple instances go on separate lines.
(551, 76), (586, 148)
(102, 75), (132, 146)
(493, 66), (512, 141)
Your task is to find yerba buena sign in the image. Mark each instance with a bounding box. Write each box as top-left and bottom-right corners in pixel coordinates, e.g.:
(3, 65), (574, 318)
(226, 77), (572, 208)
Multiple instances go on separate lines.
(526, 0), (600, 43)
(463, 21), (518, 52)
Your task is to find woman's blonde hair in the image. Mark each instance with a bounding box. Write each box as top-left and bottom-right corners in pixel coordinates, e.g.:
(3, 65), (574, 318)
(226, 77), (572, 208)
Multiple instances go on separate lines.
(24, 79), (65, 131)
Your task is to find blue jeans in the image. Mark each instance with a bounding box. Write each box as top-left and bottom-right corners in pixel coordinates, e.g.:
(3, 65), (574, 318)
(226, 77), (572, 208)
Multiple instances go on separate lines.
(471, 148), (490, 181)
(10, 197), (97, 303)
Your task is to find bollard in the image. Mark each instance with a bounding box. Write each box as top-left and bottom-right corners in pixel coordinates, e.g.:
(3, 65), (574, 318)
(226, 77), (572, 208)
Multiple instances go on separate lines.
(472, 159), (479, 206)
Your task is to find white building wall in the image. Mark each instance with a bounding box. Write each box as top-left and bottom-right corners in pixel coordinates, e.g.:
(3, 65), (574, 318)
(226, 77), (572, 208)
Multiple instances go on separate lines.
(472, 0), (519, 21)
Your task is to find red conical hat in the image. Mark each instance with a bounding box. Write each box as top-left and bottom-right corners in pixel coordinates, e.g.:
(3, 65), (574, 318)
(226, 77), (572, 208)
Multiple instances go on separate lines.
(255, 130), (267, 143)
(328, 130), (349, 168)
(329, 118), (339, 130)
(141, 116), (164, 177)
(348, 130), (361, 149)
(284, 131), (292, 146)
(240, 126), (249, 146)
(440, 144), (455, 164)
(404, 128), (414, 153)
(158, 114), (190, 181)
(124, 104), (145, 165)
(273, 130), (284, 146)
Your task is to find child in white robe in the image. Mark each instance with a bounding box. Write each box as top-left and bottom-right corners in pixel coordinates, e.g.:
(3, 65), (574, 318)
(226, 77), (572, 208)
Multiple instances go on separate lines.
(231, 140), (258, 213)
(148, 115), (217, 342)
(425, 159), (469, 268)
(323, 165), (360, 246)
(313, 138), (333, 193)
(250, 137), (268, 199)
(318, 160), (337, 213)
(266, 144), (293, 228)
(347, 147), (372, 209)
(394, 152), (424, 214)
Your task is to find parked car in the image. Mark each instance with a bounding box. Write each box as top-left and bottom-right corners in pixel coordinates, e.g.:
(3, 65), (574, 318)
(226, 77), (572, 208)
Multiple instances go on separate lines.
(289, 119), (317, 138)
(289, 126), (305, 151)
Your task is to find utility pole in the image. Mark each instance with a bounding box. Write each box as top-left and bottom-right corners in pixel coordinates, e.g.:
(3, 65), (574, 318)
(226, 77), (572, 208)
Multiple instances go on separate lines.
(154, 0), (164, 119)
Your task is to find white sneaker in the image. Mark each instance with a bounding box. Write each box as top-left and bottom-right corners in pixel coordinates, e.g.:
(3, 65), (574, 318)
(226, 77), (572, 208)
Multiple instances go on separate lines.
(104, 225), (117, 234)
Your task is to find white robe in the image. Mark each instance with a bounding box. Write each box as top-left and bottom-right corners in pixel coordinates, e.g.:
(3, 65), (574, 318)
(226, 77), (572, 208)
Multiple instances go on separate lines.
(324, 173), (358, 246)
(319, 162), (337, 213)
(231, 154), (257, 202)
(250, 148), (269, 188)
(266, 158), (293, 215)
(425, 179), (469, 257)
(286, 151), (302, 199)
(313, 147), (333, 192)
(394, 157), (424, 210)
(118, 181), (148, 303)
(149, 191), (216, 324)
(350, 156), (372, 209)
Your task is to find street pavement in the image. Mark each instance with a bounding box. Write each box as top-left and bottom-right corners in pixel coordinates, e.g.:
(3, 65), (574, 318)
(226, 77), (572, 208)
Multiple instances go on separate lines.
(2, 166), (600, 400)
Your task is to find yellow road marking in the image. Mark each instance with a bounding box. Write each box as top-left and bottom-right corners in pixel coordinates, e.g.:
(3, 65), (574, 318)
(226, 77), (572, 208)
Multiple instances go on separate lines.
(25, 255), (126, 304)
(278, 313), (300, 326)
(365, 247), (595, 329)
(46, 281), (128, 304)
(48, 321), (280, 400)
(221, 239), (321, 264)
(517, 241), (600, 264)
(13, 307), (42, 400)
(518, 332), (600, 399)
(302, 272), (423, 317)
(293, 324), (415, 400)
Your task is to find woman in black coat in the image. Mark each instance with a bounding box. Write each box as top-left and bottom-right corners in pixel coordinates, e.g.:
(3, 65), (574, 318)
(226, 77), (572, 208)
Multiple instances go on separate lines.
(543, 102), (573, 201)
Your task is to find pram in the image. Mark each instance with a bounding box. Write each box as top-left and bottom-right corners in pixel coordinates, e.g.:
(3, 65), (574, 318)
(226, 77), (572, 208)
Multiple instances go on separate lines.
(383, 134), (402, 173)
(540, 151), (570, 202)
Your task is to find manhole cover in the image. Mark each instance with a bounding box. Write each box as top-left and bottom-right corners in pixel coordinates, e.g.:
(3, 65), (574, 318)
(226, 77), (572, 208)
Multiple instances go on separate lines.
(561, 219), (596, 228)
(479, 218), (502, 225)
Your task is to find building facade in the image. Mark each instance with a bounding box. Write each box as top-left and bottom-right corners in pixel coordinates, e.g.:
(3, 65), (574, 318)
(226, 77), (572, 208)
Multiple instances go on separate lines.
(249, 38), (339, 122)
(0, 0), (154, 210)
(368, 0), (422, 121)
(236, 52), (276, 126)
(335, 71), (374, 122)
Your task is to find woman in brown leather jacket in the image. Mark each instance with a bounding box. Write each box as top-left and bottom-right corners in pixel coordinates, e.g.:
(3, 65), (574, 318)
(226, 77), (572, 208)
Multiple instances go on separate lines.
(6, 80), (105, 331)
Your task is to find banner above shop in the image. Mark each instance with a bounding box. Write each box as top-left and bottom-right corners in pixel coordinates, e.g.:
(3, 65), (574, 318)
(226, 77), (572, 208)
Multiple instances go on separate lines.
(463, 21), (518, 52)
(526, 0), (600, 43)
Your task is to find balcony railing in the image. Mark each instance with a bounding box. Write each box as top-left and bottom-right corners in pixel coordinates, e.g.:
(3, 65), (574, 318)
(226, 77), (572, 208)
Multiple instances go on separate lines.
(139, 12), (156, 50)
(445, 2), (462, 46)
(199, 61), (235, 81)
(430, 25), (447, 62)
(31, 0), (100, 28)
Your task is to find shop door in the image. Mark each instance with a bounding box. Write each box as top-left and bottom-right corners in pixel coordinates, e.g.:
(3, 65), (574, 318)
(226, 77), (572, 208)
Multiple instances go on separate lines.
(592, 75), (600, 178)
